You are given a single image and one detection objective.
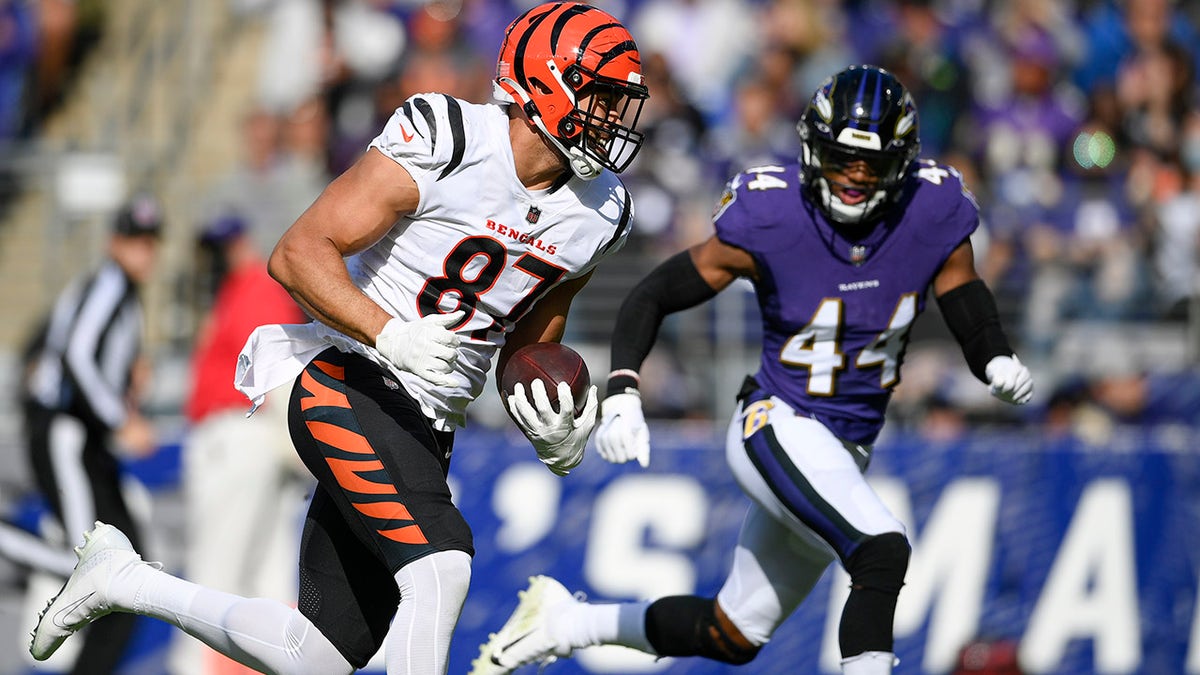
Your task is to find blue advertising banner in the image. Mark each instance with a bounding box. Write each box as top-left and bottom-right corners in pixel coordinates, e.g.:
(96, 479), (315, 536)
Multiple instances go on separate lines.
(443, 423), (1200, 675)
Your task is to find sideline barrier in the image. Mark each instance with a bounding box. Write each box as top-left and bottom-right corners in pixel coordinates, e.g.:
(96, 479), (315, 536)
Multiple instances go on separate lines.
(448, 422), (1199, 675)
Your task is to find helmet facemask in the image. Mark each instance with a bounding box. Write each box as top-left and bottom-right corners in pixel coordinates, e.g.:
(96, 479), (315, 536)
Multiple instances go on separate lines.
(561, 65), (648, 175)
(801, 134), (912, 226)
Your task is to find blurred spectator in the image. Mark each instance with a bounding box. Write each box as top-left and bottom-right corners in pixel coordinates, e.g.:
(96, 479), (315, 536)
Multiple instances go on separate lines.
(1089, 367), (1200, 426)
(0, 194), (163, 675)
(29, 0), (76, 119)
(397, 0), (490, 100)
(630, 0), (758, 126)
(255, 0), (405, 117)
(282, 94), (335, 172)
(866, 0), (976, 157)
(202, 105), (330, 258)
(254, 0), (404, 177)
(758, 0), (853, 111)
(1074, 0), (1200, 95)
(456, 0), (522, 53)
(1152, 133), (1200, 320)
(1020, 122), (1150, 355)
(956, 18), (1086, 343)
(917, 391), (970, 443)
(706, 75), (801, 184)
(169, 212), (311, 675)
(0, 0), (37, 215)
(22, 0), (104, 131)
(1039, 374), (1092, 439)
(969, 23), (1085, 177)
(329, 0), (490, 174)
(1116, 39), (1195, 158)
(0, 0), (37, 140)
(616, 50), (708, 252)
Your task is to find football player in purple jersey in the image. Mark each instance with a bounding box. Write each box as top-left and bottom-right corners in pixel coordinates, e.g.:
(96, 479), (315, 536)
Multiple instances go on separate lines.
(474, 65), (1033, 675)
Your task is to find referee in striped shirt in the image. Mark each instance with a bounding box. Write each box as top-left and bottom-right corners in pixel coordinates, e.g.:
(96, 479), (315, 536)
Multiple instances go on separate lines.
(8, 194), (162, 673)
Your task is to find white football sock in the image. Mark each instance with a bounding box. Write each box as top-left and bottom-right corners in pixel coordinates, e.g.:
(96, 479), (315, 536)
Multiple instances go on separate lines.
(554, 599), (654, 654)
(384, 550), (471, 675)
(131, 566), (353, 675)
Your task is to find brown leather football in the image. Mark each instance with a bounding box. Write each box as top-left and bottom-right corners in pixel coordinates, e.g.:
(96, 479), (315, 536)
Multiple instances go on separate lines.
(501, 342), (591, 416)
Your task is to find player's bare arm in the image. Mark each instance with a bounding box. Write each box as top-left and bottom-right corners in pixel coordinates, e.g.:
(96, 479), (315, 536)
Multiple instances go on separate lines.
(930, 238), (981, 296)
(497, 271), (592, 393)
(269, 147), (420, 345)
(688, 234), (759, 291)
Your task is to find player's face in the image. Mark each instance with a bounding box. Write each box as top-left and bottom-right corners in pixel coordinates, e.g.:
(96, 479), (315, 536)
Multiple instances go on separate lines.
(581, 88), (627, 149)
(822, 158), (882, 207)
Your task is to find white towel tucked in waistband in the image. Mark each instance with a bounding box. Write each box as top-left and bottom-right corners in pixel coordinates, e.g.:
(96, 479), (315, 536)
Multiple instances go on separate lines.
(234, 322), (362, 415)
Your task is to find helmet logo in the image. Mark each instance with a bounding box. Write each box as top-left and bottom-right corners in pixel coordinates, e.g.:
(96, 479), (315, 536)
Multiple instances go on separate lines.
(814, 90), (834, 123)
(895, 105), (916, 138)
(836, 128), (882, 150)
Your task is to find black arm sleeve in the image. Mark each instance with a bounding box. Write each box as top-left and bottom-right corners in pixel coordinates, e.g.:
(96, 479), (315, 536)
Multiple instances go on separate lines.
(936, 279), (1014, 383)
(607, 250), (720, 396)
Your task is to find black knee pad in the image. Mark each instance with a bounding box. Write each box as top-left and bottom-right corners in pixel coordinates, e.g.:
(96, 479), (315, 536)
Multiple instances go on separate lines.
(840, 532), (911, 656)
(645, 596), (761, 665)
(846, 532), (911, 594)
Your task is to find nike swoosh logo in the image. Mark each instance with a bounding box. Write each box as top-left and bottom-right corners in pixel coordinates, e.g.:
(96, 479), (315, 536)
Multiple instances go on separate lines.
(400, 125), (415, 142)
(491, 630), (535, 665)
(53, 591), (96, 629)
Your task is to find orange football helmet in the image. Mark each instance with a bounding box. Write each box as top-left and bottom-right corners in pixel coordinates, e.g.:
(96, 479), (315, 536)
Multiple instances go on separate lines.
(495, 2), (648, 179)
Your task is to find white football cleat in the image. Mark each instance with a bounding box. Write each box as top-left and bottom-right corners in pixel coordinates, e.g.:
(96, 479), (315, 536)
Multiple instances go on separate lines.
(470, 575), (578, 674)
(30, 521), (154, 661)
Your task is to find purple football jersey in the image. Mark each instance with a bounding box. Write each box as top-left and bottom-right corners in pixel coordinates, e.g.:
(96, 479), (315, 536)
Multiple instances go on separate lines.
(713, 161), (979, 444)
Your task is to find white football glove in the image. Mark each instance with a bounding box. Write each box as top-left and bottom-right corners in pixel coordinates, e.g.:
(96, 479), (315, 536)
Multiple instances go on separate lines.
(507, 379), (598, 476)
(595, 391), (651, 468)
(375, 311), (464, 387)
(985, 354), (1034, 405)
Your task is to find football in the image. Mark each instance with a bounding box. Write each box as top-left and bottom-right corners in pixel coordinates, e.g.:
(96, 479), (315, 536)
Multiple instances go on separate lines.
(501, 342), (591, 417)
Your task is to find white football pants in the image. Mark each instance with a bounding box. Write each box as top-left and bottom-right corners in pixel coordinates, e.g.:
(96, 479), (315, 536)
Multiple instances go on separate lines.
(716, 395), (905, 644)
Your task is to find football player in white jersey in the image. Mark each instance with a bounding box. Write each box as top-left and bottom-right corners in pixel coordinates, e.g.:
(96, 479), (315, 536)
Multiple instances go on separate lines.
(28, 3), (647, 675)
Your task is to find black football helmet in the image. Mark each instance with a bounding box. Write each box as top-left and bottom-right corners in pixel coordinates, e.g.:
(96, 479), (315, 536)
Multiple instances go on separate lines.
(797, 65), (920, 225)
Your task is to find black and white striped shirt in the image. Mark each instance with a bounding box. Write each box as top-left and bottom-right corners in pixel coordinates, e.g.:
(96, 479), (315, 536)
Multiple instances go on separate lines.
(25, 259), (143, 430)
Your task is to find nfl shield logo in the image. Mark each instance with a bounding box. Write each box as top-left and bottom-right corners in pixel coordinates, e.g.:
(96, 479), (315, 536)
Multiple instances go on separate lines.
(526, 206), (541, 224)
(850, 245), (868, 265)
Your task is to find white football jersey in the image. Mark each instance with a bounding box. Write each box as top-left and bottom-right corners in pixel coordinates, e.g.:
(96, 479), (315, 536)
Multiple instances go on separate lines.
(345, 93), (633, 428)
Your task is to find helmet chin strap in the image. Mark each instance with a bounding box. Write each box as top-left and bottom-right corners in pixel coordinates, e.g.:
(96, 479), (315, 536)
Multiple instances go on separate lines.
(495, 76), (603, 181)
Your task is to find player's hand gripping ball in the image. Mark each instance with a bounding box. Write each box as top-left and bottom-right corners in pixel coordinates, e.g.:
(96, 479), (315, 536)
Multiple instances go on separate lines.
(503, 342), (596, 476)
(501, 342), (591, 417)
